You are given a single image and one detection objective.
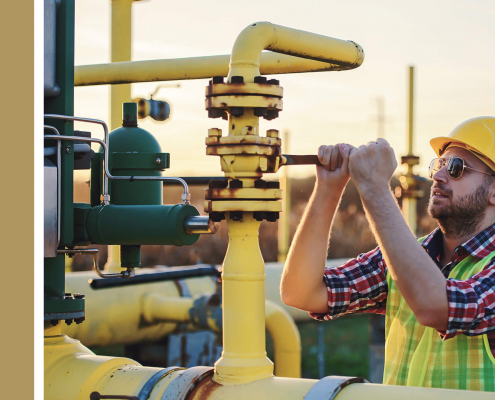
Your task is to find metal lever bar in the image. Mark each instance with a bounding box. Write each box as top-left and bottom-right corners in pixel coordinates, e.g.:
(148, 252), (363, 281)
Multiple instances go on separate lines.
(281, 154), (322, 166)
(44, 115), (191, 205)
(57, 248), (134, 279)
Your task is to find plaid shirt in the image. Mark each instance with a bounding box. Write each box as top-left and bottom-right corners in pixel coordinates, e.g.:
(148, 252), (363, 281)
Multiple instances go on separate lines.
(310, 223), (495, 358)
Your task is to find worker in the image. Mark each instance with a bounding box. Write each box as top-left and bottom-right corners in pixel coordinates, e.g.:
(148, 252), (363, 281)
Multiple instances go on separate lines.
(280, 116), (495, 391)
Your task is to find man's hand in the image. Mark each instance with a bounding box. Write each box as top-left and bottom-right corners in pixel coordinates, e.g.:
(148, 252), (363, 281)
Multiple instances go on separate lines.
(349, 138), (398, 194)
(317, 143), (353, 193)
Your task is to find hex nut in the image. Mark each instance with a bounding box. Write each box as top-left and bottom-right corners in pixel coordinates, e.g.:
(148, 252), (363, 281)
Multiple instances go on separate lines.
(267, 129), (279, 138)
(208, 128), (222, 138)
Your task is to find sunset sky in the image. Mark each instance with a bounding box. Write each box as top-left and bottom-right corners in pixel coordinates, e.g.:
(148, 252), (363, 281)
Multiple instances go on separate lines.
(73, 0), (495, 180)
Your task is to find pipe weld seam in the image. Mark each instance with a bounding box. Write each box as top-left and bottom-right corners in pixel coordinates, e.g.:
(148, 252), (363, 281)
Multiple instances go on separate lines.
(221, 351), (268, 358)
(229, 60), (260, 68)
(222, 273), (266, 281)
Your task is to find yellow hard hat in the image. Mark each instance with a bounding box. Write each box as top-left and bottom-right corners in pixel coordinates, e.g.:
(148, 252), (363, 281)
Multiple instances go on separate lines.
(430, 116), (495, 172)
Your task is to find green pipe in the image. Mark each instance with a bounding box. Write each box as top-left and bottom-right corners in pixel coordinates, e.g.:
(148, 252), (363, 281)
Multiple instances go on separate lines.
(86, 204), (199, 246)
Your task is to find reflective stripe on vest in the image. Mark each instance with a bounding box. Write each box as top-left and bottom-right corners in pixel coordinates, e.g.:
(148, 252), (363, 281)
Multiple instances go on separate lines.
(383, 237), (495, 391)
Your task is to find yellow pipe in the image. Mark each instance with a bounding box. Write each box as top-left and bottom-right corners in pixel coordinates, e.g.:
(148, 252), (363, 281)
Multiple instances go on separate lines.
(265, 300), (301, 378)
(408, 66), (414, 156)
(189, 375), (495, 400)
(214, 214), (274, 385)
(63, 269), (217, 346)
(227, 22), (364, 83)
(45, 329), (183, 400)
(106, 0), (138, 271)
(75, 52), (359, 87)
(65, 270), (300, 378)
(142, 293), (194, 324)
(110, 0), (134, 130)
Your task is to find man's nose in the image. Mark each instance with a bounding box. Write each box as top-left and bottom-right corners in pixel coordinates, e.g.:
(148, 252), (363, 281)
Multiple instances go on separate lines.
(432, 163), (448, 183)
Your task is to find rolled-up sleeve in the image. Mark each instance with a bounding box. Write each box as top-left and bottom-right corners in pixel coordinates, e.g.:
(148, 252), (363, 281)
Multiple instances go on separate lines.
(310, 246), (388, 321)
(438, 262), (495, 340)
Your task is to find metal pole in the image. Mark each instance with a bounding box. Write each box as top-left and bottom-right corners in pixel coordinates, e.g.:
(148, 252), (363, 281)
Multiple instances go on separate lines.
(278, 130), (291, 262)
(402, 66), (418, 235)
(408, 66), (414, 156)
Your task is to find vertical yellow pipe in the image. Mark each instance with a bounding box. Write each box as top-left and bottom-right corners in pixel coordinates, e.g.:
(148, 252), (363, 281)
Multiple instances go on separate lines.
(110, 0), (133, 130)
(402, 66), (417, 235)
(408, 66), (414, 156)
(278, 130), (291, 262)
(106, 0), (136, 271)
(214, 213), (274, 384)
(265, 300), (301, 378)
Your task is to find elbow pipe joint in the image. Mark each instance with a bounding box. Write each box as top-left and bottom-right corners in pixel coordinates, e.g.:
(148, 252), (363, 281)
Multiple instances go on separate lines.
(228, 21), (364, 82)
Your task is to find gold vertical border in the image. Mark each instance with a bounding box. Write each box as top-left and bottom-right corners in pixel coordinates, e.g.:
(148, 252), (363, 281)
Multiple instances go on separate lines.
(0, 0), (35, 398)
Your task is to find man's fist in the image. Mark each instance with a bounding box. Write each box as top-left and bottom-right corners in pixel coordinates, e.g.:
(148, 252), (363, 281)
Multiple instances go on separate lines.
(316, 143), (354, 192)
(348, 138), (397, 193)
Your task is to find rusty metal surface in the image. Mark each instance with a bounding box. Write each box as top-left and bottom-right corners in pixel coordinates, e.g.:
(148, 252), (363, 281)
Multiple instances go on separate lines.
(187, 374), (222, 399)
(205, 82), (283, 98)
(204, 200), (282, 213)
(160, 366), (214, 400)
(206, 136), (281, 146)
(205, 95), (283, 111)
(205, 188), (281, 200)
(206, 145), (280, 157)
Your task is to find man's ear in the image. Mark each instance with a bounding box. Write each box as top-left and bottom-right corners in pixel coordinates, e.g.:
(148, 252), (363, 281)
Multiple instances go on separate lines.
(489, 180), (495, 205)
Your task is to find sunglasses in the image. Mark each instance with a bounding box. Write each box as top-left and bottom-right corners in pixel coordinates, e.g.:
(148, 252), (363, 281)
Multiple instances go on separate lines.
(428, 157), (495, 179)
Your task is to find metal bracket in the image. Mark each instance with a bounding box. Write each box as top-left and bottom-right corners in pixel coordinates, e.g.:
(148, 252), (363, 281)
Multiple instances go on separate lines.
(137, 367), (183, 400)
(57, 249), (134, 279)
(303, 376), (369, 400)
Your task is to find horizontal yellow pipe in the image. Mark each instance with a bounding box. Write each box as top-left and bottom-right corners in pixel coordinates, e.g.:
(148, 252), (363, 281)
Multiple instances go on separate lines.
(142, 293), (193, 323)
(63, 268), (217, 347)
(228, 22), (364, 82)
(265, 300), (301, 378)
(75, 52), (356, 87)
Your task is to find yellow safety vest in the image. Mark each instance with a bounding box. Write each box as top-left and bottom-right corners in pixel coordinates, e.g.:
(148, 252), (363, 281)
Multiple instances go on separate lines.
(383, 238), (495, 391)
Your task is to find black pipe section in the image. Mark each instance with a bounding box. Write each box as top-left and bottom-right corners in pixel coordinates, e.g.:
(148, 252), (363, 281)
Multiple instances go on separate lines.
(162, 177), (224, 186)
(89, 265), (221, 289)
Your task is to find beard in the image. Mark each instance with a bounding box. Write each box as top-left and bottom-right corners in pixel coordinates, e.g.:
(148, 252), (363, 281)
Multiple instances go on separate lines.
(427, 181), (490, 239)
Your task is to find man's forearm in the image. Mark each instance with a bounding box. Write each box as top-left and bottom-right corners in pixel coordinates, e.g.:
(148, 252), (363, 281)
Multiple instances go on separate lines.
(360, 188), (448, 329)
(281, 184), (343, 313)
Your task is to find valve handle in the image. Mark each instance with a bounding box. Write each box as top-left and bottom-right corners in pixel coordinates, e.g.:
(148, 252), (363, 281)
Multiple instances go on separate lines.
(281, 154), (322, 166)
(90, 392), (139, 400)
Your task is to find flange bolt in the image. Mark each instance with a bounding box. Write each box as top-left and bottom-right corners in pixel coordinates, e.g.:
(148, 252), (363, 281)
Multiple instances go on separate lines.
(230, 211), (243, 221)
(254, 76), (267, 84)
(212, 76), (224, 84)
(208, 128), (222, 138)
(230, 107), (244, 117)
(231, 76), (244, 84)
(267, 129), (279, 138)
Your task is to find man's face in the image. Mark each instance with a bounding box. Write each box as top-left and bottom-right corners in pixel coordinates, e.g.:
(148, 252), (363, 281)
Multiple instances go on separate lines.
(427, 147), (493, 237)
